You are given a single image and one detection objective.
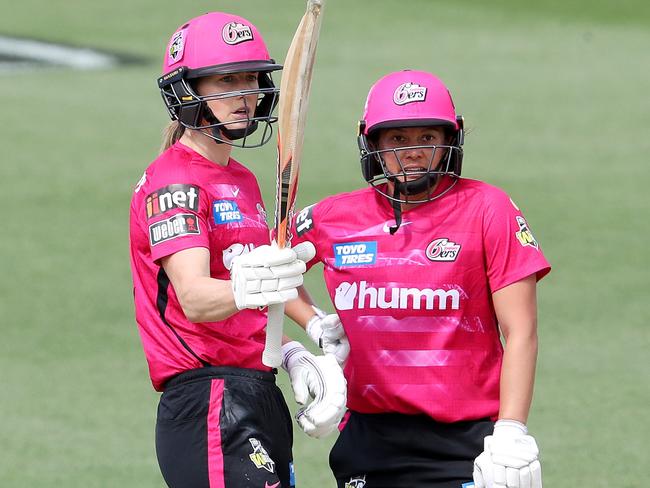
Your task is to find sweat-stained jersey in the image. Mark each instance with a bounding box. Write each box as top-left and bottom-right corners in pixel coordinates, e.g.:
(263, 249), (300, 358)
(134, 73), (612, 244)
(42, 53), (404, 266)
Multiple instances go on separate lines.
(291, 178), (551, 422)
(129, 142), (272, 391)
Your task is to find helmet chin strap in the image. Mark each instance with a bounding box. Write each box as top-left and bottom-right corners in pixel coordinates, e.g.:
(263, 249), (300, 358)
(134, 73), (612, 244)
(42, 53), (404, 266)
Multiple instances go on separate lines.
(388, 184), (402, 235)
(203, 106), (259, 144)
(387, 174), (439, 234)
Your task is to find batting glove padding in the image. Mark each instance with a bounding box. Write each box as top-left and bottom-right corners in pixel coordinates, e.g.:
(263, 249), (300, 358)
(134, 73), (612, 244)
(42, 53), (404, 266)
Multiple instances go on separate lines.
(473, 420), (542, 488)
(282, 341), (347, 438)
(306, 306), (350, 366)
(230, 245), (306, 310)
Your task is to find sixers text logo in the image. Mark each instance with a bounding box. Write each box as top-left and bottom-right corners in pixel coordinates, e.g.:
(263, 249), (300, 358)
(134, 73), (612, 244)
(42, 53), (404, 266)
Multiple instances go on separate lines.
(393, 82), (427, 105)
(146, 184), (199, 219)
(222, 22), (254, 45)
(426, 238), (461, 262)
(149, 214), (200, 246)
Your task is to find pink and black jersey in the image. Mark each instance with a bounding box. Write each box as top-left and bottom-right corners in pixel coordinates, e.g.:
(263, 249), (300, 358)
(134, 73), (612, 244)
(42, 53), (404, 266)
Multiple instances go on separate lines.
(291, 178), (550, 422)
(129, 142), (272, 391)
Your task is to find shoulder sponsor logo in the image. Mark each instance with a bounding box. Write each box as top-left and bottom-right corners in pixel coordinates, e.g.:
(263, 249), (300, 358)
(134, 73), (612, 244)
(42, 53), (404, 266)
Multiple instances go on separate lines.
(212, 199), (243, 224)
(334, 280), (460, 311)
(295, 205), (314, 236)
(149, 213), (199, 246)
(345, 475), (366, 488)
(393, 82), (427, 105)
(145, 184), (199, 219)
(515, 215), (539, 249)
(248, 438), (275, 473)
(426, 238), (461, 262)
(222, 21), (254, 45)
(334, 241), (377, 267)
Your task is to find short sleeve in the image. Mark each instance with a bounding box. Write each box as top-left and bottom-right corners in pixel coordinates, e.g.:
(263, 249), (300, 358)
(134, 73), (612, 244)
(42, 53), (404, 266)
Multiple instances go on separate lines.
(483, 190), (551, 292)
(289, 202), (321, 271)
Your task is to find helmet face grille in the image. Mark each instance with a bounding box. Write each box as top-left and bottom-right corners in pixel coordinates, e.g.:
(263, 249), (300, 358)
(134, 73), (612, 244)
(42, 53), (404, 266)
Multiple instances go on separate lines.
(160, 74), (280, 148)
(361, 143), (463, 204)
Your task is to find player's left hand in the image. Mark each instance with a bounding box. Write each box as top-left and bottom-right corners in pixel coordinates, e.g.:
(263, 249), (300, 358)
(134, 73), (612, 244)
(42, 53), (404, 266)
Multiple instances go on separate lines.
(282, 341), (347, 438)
(473, 420), (542, 488)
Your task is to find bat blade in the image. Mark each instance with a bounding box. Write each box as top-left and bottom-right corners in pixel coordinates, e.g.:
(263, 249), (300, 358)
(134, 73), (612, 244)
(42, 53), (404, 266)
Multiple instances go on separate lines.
(263, 0), (325, 368)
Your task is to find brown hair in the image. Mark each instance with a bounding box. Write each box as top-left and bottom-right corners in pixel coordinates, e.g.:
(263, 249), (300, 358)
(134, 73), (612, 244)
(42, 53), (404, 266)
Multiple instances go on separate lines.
(161, 120), (186, 153)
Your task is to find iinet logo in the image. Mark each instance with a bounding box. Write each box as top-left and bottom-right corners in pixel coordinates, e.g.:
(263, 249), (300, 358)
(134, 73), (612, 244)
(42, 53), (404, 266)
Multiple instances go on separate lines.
(334, 281), (460, 311)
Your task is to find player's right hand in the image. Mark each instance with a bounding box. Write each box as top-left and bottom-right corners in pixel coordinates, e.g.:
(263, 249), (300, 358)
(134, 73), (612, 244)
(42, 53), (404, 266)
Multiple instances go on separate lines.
(473, 420), (542, 488)
(282, 341), (347, 438)
(230, 244), (305, 310)
(306, 307), (350, 366)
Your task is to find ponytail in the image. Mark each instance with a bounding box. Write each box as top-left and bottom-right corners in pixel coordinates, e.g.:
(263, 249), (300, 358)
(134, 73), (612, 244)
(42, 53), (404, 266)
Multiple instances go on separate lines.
(160, 120), (185, 153)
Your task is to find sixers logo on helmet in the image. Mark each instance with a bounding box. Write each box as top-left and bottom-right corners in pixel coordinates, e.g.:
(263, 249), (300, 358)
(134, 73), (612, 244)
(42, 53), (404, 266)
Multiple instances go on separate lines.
(393, 82), (427, 105)
(222, 21), (254, 45)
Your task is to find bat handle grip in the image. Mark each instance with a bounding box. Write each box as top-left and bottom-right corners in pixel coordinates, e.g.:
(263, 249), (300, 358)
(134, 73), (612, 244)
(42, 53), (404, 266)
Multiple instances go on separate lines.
(262, 303), (285, 368)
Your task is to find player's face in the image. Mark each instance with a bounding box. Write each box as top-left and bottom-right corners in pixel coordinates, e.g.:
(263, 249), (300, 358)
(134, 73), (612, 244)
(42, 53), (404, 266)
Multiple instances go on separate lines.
(195, 72), (260, 133)
(376, 126), (449, 181)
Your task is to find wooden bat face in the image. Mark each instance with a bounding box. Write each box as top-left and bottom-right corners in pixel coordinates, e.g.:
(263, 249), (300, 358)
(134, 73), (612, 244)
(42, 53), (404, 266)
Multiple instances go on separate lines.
(274, 0), (324, 248)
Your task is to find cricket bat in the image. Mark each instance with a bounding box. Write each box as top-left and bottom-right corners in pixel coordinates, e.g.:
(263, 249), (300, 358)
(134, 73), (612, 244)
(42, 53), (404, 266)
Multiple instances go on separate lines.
(262, 0), (326, 367)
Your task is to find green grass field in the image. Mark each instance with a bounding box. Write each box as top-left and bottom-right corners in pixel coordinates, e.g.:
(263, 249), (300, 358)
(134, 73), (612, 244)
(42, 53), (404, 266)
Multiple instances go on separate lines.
(1, 1), (648, 486)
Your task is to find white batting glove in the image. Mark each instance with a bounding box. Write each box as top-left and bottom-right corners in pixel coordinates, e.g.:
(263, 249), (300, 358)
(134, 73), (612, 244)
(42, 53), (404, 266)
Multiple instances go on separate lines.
(230, 244), (306, 310)
(473, 420), (542, 488)
(306, 306), (350, 366)
(282, 341), (347, 438)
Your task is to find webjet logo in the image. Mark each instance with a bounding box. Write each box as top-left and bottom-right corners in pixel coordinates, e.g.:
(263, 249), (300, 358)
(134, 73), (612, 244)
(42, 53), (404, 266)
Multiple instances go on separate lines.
(334, 281), (460, 311)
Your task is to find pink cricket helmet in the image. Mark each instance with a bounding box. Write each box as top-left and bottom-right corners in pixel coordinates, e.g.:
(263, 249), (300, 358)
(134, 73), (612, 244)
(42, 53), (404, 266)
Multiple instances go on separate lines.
(361, 70), (459, 136)
(161, 12), (281, 78)
(158, 12), (282, 147)
(358, 70), (465, 212)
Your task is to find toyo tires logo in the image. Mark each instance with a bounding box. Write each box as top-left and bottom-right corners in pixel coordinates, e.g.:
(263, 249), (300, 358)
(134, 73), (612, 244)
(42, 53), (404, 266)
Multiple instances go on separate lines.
(334, 281), (460, 311)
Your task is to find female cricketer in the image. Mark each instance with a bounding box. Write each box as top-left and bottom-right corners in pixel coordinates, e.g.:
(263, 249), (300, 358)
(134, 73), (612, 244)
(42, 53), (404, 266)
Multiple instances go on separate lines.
(286, 70), (551, 488)
(129, 12), (346, 488)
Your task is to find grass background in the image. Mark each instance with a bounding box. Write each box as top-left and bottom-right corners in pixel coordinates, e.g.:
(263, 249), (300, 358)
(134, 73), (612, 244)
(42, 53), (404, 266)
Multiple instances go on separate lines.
(1, 0), (648, 486)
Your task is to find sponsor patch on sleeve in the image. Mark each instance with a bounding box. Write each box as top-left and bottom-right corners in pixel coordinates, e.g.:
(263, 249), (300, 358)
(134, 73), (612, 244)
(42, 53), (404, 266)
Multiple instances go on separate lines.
(212, 200), (243, 224)
(149, 213), (200, 246)
(295, 205), (315, 236)
(333, 241), (377, 267)
(515, 215), (539, 249)
(145, 184), (199, 219)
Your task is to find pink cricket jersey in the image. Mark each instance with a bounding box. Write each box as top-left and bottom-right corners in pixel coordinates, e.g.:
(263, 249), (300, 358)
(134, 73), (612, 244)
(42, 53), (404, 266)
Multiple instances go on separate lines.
(129, 142), (272, 391)
(291, 178), (550, 422)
